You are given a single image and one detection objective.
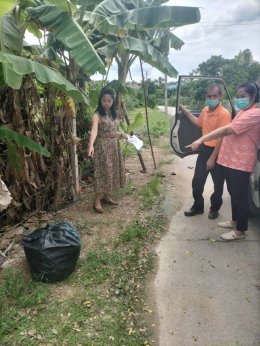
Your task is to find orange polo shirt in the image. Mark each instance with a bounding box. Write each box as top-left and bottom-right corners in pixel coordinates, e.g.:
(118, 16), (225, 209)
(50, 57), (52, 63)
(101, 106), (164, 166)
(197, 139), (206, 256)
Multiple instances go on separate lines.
(198, 104), (231, 147)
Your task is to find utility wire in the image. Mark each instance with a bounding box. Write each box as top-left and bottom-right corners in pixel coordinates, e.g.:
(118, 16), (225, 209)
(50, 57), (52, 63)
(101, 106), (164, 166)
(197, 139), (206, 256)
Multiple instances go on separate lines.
(183, 21), (260, 27)
(195, 19), (260, 23)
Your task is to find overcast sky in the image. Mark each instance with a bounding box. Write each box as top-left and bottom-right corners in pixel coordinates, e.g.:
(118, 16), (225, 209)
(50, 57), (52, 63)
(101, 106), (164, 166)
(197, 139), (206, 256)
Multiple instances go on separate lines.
(26, 0), (260, 82)
(106, 0), (260, 82)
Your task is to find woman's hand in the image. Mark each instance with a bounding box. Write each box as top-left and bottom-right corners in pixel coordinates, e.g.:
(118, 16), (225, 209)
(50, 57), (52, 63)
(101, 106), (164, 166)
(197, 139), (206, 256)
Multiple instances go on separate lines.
(118, 132), (127, 140)
(206, 157), (215, 170)
(185, 138), (203, 151)
(88, 145), (94, 158)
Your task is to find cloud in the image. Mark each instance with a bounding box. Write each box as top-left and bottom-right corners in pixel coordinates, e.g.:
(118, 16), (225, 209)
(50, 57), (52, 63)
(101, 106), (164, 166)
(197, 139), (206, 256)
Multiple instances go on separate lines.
(97, 0), (260, 82)
(165, 0), (260, 76)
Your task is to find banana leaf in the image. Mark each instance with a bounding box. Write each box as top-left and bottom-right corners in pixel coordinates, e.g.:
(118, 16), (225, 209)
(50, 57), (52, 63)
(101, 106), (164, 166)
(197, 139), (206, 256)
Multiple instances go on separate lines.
(0, 126), (51, 157)
(0, 52), (88, 103)
(27, 5), (105, 75)
(86, 3), (200, 35)
(99, 37), (178, 77)
(0, 15), (23, 53)
(0, 0), (17, 16)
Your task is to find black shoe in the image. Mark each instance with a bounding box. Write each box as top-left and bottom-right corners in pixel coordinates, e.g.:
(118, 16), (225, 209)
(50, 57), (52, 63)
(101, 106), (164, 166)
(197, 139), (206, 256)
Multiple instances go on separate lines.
(184, 208), (204, 217)
(208, 210), (218, 219)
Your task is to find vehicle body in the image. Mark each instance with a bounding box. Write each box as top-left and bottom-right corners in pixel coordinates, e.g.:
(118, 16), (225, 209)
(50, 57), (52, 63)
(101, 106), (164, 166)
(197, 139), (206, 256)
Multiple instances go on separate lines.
(170, 75), (260, 217)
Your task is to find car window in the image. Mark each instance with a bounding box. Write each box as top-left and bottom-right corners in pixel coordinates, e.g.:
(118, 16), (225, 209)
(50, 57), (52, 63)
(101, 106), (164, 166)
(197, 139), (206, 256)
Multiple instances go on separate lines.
(170, 76), (235, 157)
(177, 76), (235, 116)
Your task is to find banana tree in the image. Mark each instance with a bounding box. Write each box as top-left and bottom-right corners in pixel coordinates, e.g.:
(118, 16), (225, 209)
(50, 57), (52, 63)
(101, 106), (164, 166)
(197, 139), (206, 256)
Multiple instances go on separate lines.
(84, 0), (200, 81)
(79, 0), (200, 170)
(77, 0), (200, 128)
(0, 0), (107, 223)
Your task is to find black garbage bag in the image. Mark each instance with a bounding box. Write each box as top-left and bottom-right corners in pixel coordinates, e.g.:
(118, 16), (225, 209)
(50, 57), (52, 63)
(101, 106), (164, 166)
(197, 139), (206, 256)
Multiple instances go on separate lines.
(22, 221), (81, 283)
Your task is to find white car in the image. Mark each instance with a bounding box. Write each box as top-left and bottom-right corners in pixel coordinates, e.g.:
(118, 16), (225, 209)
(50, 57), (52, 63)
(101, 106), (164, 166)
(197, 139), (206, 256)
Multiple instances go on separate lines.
(170, 75), (260, 217)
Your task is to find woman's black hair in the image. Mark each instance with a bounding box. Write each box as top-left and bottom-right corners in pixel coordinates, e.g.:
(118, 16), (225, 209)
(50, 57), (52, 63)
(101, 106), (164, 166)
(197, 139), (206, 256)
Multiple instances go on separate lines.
(237, 82), (260, 103)
(95, 88), (116, 119)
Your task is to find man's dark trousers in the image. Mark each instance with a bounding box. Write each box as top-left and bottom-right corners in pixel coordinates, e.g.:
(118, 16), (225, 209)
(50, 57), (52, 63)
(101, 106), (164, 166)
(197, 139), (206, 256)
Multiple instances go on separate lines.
(192, 144), (225, 212)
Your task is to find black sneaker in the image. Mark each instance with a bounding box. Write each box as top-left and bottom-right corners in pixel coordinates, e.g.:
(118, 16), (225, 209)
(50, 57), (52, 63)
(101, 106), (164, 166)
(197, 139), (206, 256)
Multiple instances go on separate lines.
(184, 208), (204, 217)
(208, 210), (219, 219)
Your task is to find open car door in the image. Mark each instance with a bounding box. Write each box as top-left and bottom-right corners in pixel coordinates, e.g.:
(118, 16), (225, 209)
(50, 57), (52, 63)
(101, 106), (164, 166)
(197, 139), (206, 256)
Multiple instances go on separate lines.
(170, 75), (235, 157)
(170, 75), (260, 217)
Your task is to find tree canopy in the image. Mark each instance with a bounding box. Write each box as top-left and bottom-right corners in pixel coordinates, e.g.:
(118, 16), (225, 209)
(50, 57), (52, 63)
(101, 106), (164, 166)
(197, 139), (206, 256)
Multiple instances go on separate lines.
(192, 49), (260, 95)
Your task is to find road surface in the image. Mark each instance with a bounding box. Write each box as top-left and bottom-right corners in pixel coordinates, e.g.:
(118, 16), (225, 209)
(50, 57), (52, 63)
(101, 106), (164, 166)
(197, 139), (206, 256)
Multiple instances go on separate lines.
(153, 154), (260, 346)
(157, 106), (176, 116)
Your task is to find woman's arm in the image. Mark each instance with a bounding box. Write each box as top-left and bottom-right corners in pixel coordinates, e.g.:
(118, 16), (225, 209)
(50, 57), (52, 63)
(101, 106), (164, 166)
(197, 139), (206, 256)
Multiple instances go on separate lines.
(186, 124), (235, 151)
(88, 113), (99, 157)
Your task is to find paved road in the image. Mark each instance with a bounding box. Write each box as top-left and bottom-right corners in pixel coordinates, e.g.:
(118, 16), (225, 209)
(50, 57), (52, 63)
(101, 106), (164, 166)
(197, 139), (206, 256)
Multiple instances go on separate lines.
(153, 155), (260, 346)
(157, 106), (176, 116)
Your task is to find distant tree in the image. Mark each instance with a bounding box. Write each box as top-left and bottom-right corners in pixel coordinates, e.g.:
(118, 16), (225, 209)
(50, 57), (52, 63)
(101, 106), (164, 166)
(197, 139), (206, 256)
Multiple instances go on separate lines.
(191, 49), (260, 96)
(192, 55), (228, 77)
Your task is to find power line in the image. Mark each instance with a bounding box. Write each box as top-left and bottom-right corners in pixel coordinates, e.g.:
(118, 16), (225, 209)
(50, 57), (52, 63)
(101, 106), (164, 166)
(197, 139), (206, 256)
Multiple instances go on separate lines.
(196, 19), (260, 23)
(192, 23), (260, 27)
(184, 20), (260, 27)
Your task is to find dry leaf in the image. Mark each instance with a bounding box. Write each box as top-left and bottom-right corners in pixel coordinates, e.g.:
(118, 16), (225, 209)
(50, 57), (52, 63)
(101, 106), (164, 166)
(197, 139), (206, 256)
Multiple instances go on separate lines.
(144, 308), (152, 313)
(27, 328), (36, 337)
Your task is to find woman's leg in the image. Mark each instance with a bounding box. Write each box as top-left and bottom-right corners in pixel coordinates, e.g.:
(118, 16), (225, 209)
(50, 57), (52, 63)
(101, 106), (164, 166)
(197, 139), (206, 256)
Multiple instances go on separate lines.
(103, 194), (118, 205)
(94, 193), (103, 209)
(225, 167), (250, 232)
(224, 167), (237, 224)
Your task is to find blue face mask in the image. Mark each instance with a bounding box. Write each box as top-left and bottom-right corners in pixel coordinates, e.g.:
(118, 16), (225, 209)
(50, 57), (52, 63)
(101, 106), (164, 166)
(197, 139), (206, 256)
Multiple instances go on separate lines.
(234, 98), (251, 110)
(206, 99), (220, 108)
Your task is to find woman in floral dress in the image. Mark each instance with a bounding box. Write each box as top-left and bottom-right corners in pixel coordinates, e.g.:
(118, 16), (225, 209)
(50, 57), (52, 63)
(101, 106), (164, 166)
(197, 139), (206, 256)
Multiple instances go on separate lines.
(88, 88), (126, 213)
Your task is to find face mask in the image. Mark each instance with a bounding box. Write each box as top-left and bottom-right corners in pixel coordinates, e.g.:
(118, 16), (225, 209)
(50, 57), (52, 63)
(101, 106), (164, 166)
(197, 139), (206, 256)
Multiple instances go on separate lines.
(206, 99), (220, 108)
(234, 98), (251, 110)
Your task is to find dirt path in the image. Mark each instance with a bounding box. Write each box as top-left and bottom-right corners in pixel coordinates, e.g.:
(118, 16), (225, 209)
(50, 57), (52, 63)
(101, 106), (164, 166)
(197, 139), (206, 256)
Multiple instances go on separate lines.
(2, 135), (259, 346)
(1, 140), (174, 268)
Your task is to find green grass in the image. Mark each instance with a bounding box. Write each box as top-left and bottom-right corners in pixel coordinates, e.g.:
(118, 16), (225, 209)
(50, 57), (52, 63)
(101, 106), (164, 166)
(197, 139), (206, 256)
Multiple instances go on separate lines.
(117, 221), (148, 243)
(159, 158), (173, 166)
(0, 172), (167, 345)
(138, 175), (161, 207)
(128, 107), (171, 138)
(0, 269), (47, 308)
(0, 218), (166, 345)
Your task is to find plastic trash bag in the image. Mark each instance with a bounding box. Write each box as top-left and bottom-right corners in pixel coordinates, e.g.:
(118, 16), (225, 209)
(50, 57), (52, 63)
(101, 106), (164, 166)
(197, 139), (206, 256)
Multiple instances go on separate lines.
(22, 221), (81, 283)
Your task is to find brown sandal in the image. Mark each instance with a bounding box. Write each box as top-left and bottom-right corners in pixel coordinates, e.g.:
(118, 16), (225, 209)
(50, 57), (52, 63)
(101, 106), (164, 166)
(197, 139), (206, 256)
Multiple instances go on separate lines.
(101, 199), (118, 206)
(93, 204), (103, 213)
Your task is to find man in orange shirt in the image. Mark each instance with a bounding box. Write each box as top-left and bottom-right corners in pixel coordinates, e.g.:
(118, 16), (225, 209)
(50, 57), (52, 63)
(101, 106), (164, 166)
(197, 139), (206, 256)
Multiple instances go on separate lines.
(179, 84), (231, 219)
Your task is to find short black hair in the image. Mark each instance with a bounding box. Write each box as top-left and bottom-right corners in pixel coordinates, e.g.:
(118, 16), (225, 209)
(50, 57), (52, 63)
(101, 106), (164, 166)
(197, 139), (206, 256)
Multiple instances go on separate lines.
(207, 83), (223, 96)
(237, 82), (259, 103)
(95, 88), (116, 119)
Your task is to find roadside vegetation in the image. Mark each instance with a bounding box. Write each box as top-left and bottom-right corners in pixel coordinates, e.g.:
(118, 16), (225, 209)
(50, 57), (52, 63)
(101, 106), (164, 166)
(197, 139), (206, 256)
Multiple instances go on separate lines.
(1, 213), (165, 345)
(0, 109), (172, 345)
(128, 108), (171, 142)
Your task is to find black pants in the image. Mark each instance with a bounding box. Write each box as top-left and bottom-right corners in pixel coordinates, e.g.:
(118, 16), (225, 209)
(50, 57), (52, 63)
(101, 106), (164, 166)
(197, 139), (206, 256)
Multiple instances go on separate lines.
(224, 166), (250, 231)
(192, 144), (225, 211)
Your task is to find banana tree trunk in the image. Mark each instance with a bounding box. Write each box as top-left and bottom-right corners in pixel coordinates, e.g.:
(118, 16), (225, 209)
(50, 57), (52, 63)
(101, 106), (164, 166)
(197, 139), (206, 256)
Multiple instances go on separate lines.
(70, 118), (79, 199)
(164, 74), (168, 117)
(116, 54), (147, 172)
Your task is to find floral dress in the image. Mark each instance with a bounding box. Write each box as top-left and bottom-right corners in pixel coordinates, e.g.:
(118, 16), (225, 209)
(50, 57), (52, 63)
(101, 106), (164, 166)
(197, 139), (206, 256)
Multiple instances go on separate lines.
(93, 112), (125, 195)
